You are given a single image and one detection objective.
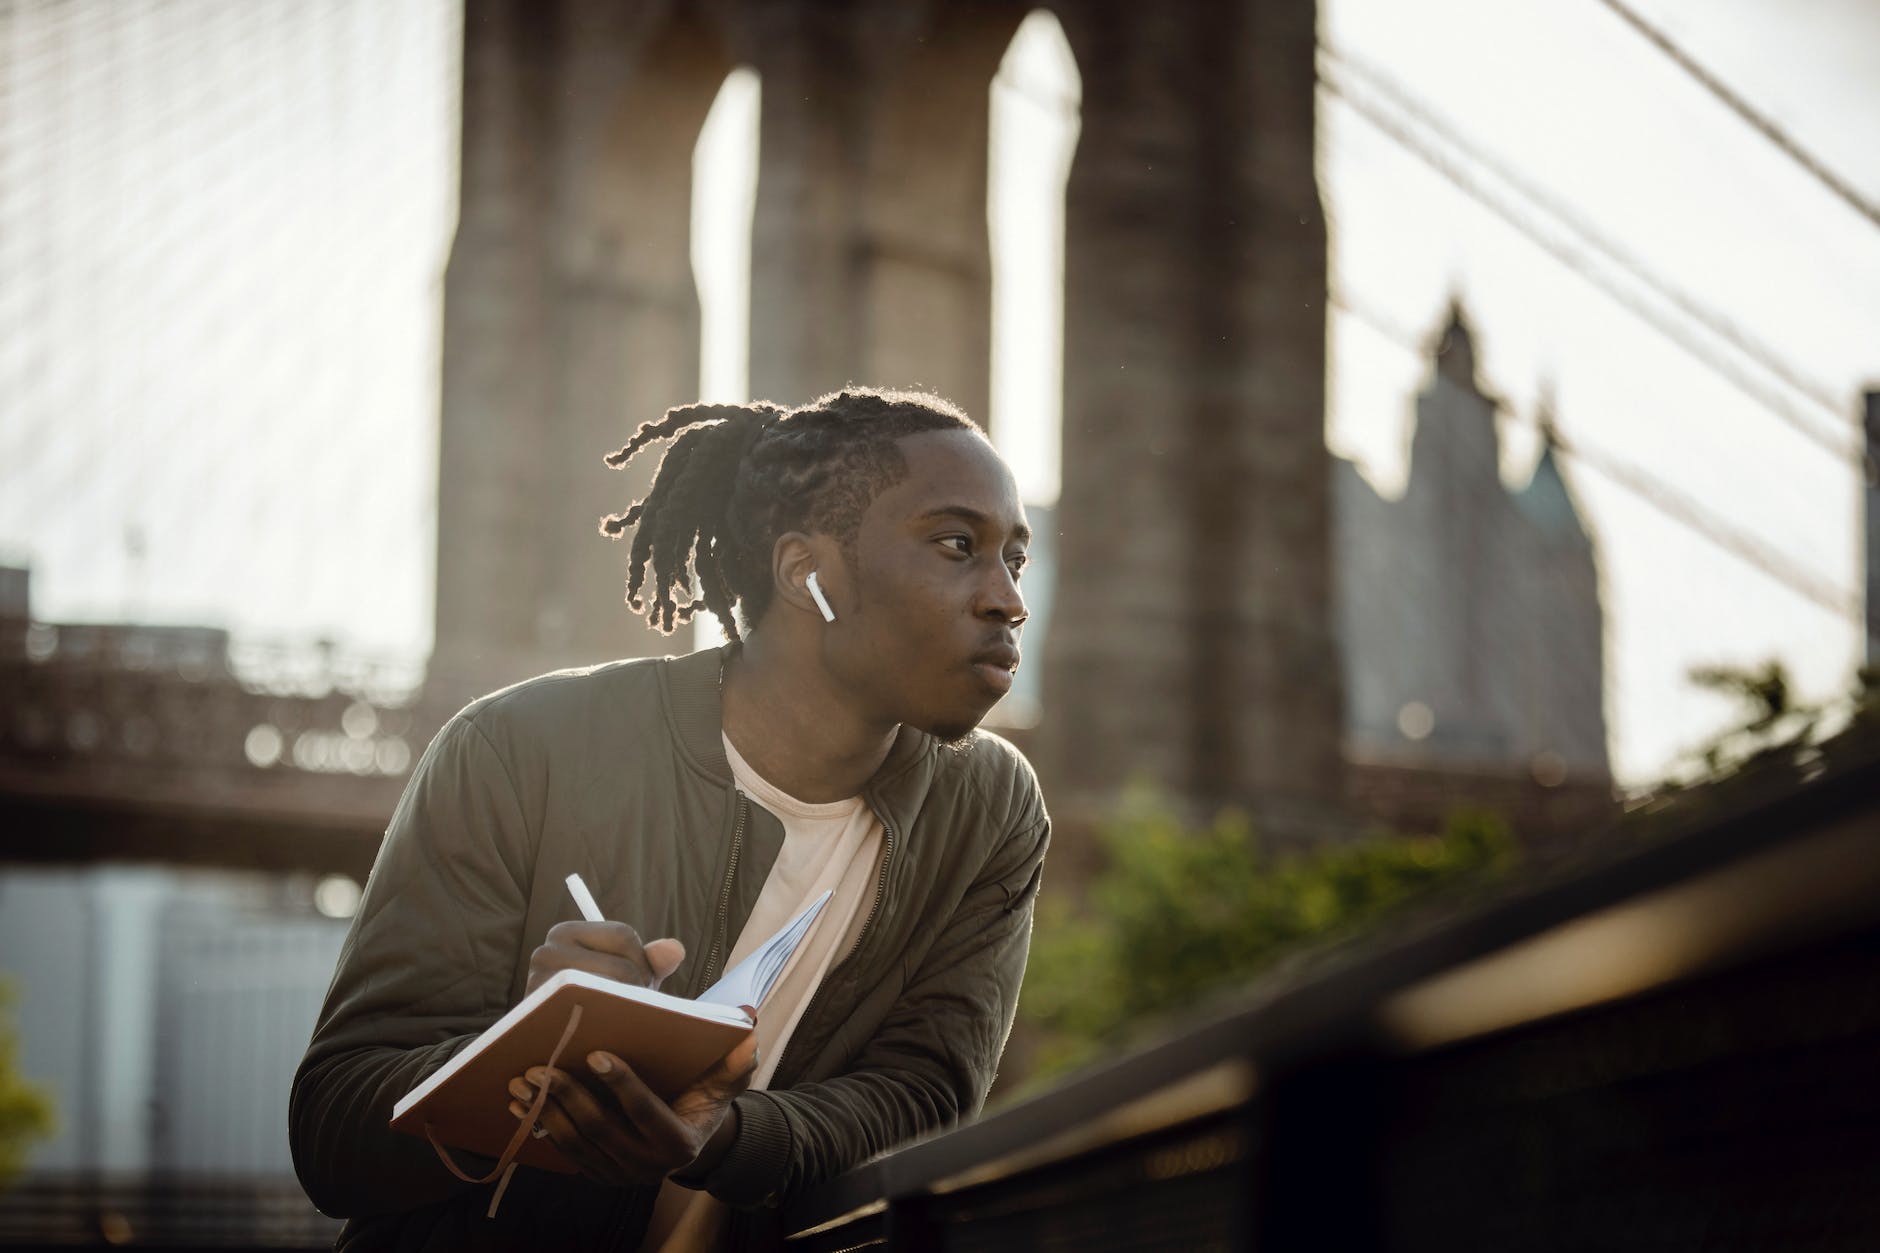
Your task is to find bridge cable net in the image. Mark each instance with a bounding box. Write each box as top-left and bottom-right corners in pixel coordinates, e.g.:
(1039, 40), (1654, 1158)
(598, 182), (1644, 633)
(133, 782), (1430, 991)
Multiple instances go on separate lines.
(0, 0), (459, 690)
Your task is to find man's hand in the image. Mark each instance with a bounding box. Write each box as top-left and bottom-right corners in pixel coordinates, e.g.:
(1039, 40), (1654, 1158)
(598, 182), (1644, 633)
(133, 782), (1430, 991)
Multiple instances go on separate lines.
(506, 1021), (760, 1187)
(526, 921), (685, 996)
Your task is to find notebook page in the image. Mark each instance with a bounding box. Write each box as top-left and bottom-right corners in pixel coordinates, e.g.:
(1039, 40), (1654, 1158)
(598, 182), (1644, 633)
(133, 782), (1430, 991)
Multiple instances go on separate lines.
(696, 889), (833, 1009)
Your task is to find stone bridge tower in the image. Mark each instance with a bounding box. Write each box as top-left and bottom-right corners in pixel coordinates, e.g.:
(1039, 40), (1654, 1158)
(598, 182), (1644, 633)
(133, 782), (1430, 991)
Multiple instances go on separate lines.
(431, 0), (1343, 829)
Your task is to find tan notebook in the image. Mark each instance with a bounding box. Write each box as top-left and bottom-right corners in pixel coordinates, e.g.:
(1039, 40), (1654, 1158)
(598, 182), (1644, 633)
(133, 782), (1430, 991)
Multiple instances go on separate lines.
(390, 890), (830, 1173)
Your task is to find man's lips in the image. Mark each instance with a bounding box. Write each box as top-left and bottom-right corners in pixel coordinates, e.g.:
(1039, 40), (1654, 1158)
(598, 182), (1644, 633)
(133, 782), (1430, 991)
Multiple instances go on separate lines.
(971, 643), (1021, 695)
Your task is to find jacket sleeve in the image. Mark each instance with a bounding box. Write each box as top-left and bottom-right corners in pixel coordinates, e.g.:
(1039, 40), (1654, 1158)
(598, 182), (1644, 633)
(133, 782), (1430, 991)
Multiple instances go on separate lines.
(704, 809), (1051, 1208)
(289, 713), (537, 1219)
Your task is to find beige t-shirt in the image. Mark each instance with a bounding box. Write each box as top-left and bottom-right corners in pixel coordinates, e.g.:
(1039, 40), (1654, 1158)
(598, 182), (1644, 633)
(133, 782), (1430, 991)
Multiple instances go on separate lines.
(637, 735), (886, 1253)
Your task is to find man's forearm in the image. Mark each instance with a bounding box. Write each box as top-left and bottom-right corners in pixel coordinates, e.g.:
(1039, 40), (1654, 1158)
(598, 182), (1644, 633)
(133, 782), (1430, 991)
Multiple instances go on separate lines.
(291, 1042), (478, 1218)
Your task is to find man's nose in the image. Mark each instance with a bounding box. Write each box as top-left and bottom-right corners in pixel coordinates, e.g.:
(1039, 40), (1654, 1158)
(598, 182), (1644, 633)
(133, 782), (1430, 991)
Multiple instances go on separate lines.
(981, 564), (1028, 627)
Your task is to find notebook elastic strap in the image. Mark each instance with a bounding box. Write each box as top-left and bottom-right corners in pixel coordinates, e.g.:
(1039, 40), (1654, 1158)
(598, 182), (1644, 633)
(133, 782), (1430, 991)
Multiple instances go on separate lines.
(424, 1002), (585, 1219)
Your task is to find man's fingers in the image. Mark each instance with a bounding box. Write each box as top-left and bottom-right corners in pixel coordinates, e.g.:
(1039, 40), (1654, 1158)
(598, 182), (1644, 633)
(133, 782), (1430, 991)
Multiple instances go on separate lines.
(509, 1046), (750, 1188)
(695, 1028), (761, 1099)
(581, 1053), (694, 1152)
(643, 938), (686, 986)
(522, 1082), (614, 1178)
(545, 920), (648, 961)
(530, 923), (686, 993)
(529, 945), (651, 988)
(548, 1061), (699, 1166)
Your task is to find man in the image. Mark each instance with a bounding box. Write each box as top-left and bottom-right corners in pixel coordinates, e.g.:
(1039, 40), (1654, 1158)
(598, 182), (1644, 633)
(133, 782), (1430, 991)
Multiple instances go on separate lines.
(291, 388), (1048, 1251)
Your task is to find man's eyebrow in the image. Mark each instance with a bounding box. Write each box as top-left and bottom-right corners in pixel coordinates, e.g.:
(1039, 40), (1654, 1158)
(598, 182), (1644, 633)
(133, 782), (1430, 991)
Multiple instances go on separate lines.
(914, 504), (1032, 543)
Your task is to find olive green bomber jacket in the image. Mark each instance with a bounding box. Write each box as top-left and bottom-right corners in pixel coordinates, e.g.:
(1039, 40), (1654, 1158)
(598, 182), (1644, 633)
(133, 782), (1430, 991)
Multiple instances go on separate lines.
(289, 647), (1050, 1251)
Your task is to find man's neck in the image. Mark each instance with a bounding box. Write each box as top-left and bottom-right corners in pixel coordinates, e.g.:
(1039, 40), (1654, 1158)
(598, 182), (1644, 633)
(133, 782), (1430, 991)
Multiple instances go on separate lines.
(719, 637), (898, 804)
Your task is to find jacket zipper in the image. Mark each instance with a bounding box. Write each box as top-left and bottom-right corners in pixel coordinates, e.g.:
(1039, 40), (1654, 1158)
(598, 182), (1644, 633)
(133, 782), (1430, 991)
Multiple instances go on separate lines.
(768, 803), (897, 1085)
(701, 793), (747, 989)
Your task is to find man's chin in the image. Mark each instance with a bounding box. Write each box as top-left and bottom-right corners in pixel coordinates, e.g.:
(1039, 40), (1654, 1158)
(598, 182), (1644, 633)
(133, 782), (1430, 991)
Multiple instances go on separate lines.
(918, 710), (987, 746)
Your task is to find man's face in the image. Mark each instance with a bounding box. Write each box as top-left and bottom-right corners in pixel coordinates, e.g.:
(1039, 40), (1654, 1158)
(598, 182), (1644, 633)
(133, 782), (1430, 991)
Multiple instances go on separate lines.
(824, 429), (1031, 742)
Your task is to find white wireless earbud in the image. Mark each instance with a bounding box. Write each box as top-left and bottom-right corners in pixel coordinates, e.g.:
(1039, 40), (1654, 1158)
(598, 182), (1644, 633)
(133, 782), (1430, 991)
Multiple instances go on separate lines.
(805, 571), (837, 623)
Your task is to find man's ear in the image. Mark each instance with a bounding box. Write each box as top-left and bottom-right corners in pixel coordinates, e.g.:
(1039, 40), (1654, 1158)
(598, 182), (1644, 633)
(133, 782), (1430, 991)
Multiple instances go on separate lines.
(772, 532), (840, 619)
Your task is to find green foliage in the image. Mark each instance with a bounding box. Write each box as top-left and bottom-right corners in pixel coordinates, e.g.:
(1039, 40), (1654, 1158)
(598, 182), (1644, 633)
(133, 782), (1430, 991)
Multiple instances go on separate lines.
(1684, 660), (1821, 777)
(1020, 796), (1515, 1078)
(1661, 661), (1880, 795)
(0, 981), (55, 1191)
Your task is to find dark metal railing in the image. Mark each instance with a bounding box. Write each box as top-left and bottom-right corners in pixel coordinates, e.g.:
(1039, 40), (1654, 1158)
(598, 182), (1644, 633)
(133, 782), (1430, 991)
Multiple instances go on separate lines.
(784, 749), (1880, 1251)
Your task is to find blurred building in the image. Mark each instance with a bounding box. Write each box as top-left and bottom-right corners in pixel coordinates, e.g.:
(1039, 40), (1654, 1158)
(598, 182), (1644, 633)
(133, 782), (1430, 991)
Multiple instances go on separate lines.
(1336, 305), (1607, 781)
(0, 866), (347, 1246)
(0, 566), (417, 1245)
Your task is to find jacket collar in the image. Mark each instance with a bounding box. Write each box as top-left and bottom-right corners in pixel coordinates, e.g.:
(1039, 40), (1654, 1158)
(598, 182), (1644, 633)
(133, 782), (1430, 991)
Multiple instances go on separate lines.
(664, 645), (734, 781)
(663, 644), (931, 795)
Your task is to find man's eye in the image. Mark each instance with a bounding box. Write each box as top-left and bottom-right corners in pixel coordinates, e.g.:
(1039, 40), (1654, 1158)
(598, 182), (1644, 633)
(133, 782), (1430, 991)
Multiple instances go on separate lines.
(1006, 553), (1029, 578)
(941, 535), (972, 555)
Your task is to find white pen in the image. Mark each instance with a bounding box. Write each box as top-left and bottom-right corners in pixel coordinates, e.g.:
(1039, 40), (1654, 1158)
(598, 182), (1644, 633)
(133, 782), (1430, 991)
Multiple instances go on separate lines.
(565, 872), (605, 923)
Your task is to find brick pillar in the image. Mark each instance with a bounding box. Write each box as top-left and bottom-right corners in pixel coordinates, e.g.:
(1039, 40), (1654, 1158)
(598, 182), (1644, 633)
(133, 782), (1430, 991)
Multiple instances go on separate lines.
(433, 0), (559, 693)
(745, 5), (1018, 422)
(744, 6), (864, 406)
(433, 2), (729, 699)
(539, 10), (731, 671)
(1045, 0), (1343, 832)
(853, 10), (1017, 425)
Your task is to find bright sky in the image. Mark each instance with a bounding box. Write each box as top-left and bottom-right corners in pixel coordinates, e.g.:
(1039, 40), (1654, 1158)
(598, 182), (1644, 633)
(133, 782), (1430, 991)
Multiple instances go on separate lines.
(2, 0), (1874, 786)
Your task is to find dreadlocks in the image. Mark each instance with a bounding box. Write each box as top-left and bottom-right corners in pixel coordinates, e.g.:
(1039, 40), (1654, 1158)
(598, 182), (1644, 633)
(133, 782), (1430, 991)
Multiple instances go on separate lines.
(599, 387), (979, 642)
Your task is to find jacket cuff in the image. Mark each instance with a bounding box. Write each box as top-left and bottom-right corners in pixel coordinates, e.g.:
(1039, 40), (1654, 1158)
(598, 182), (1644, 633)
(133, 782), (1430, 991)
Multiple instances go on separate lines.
(705, 1091), (791, 1209)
